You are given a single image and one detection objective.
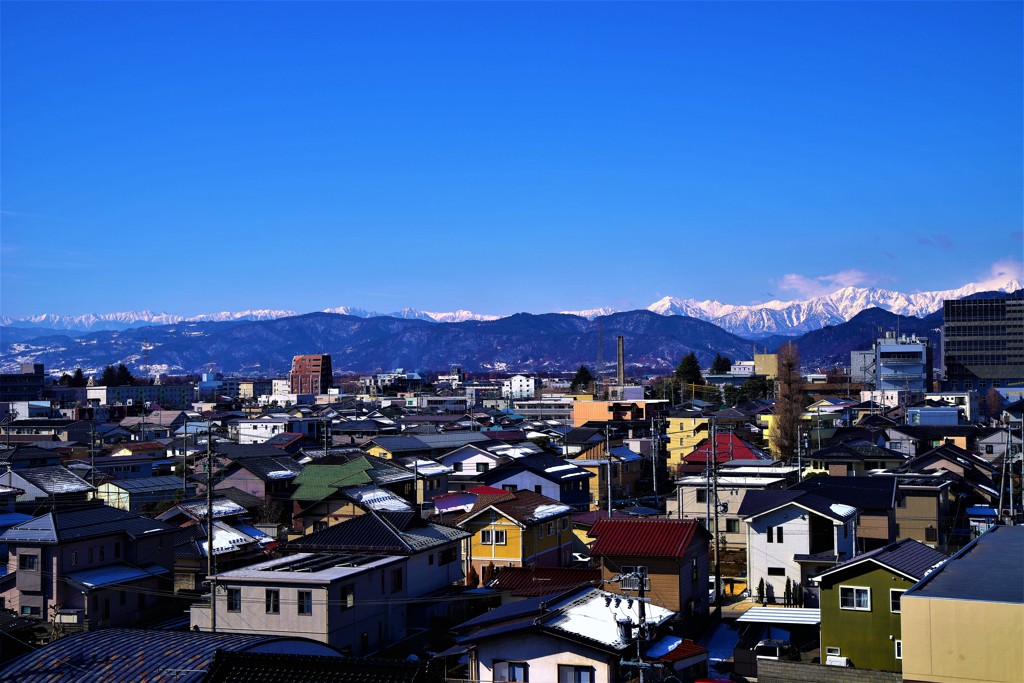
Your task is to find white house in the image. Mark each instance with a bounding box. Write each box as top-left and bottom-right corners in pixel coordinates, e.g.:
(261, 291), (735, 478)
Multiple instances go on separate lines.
(739, 489), (858, 606)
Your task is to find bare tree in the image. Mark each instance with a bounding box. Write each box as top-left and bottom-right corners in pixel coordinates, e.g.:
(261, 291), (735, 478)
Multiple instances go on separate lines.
(984, 387), (1004, 424)
(771, 342), (803, 462)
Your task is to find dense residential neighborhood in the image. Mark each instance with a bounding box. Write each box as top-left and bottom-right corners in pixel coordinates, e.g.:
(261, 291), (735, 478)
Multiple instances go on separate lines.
(0, 290), (1020, 682)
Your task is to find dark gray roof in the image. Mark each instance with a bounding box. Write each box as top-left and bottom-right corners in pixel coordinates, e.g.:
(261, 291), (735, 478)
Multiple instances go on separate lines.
(905, 525), (1023, 604)
(203, 652), (425, 683)
(815, 538), (948, 582)
(18, 466), (94, 495)
(789, 476), (896, 512)
(482, 453), (594, 485)
(738, 489), (858, 521)
(287, 511), (467, 555)
(366, 436), (430, 452)
(0, 505), (175, 544)
(0, 628), (340, 683)
(106, 475), (189, 493)
(230, 455), (304, 481)
(217, 443), (291, 459)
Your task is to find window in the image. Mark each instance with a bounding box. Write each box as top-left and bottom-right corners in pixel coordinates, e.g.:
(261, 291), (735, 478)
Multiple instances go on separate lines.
(839, 586), (871, 611)
(494, 661), (529, 682)
(428, 554), (434, 565)
(547, 522), (555, 536)
(890, 589), (904, 613)
(826, 647), (841, 657)
(696, 489), (707, 503)
(560, 517), (569, 531)
(265, 589), (280, 614)
(726, 519), (740, 533)
(439, 547), (457, 565)
(481, 529), (506, 545)
(340, 584), (355, 609)
(453, 462), (463, 472)
(776, 526), (784, 542)
(391, 568), (403, 593)
(767, 567), (786, 576)
(925, 526), (938, 543)
(476, 463), (489, 473)
(71, 551), (78, 567)
(766, 525), (774, 543)
(620, 566), (649, 590)
(895, 640), (902, 660)
(692, 558), (699, 582)
(534, 485), (543, 494)
(558, 665), (595, 683)
(502, 485), (518, 492)
(298, 590), (312, 615)
(18, 554), (37, 571)
(20, 606), (41, 617)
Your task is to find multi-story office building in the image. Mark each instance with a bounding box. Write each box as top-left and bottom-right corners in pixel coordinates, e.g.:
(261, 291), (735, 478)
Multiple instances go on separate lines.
(943, 295), (1024, 391)
(875, 333), (933, 393)
(288, 354), (332, 394)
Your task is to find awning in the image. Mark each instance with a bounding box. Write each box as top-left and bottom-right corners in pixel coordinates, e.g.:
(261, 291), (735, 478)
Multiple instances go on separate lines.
(735, 607), (820, 625)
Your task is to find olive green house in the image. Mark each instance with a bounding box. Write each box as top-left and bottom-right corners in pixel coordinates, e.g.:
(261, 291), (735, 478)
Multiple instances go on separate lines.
(813, 538), (947, 671)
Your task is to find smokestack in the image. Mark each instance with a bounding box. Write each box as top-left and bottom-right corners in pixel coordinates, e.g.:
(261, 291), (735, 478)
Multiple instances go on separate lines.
(616, 336), (625, 386)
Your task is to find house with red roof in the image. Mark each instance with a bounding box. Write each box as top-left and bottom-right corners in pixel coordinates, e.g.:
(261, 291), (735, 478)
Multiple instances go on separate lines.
(676, 432), (772, 475)
(588, 518), (712, 620)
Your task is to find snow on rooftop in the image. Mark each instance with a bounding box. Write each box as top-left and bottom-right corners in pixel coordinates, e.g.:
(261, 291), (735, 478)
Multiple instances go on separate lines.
(346, 485), (414, 512)
(644, 634), (682, 658)
(531, 503), (572, 521)
(545, 589), (674, 649)
(830, 503), (857, 517)
(264, 469), (298, 479)
(545, 464), (578, 473)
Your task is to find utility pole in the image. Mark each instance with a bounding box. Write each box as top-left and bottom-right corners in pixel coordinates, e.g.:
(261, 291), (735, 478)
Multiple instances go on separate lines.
(617, 570), (659, 683)
(606, 426), (613, 519)
(206, 434), (216, 633)
(650, 416), (659, 511)
(181, 420), (189, 494)
(90, 420), (97, 488)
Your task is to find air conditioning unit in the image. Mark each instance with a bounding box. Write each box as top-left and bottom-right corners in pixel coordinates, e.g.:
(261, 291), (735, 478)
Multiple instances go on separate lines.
(826, 655), (851, 667)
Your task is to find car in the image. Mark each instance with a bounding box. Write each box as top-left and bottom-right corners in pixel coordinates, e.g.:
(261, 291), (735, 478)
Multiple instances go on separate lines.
(708, 576), (720, 603)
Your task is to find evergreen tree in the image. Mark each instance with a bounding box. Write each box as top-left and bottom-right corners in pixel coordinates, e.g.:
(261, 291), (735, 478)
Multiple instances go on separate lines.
(675, 352), (704, 400)
(757, 578), (765, 605)
(710, 353), (732, 375)
(570, 365), (595, 393)
(723, 384), (740, 407)
(737, 376), (770, 403)
(114, 364), (134, 386)
(100, 365), (118, 386)
(70, 368), (88, 387)
(466, 565), (480, 588)
(58, 373), (72, 386)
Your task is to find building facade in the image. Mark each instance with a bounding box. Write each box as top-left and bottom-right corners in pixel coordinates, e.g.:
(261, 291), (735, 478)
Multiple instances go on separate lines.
(943, 295), (1024, 391)
(288, 355), (333, 395)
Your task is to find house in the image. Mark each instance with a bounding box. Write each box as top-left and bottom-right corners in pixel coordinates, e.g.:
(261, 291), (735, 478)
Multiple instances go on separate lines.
(739, 489), (858, 607)
(213, 451), (304, 500)
(193, 510), (466, 659)
(671, 471), (791, 550)
(480, 452), (594, 510)
(236, 415), (325, 445)
(438, 444), (511, 490)
(448, 586), (709, 683)
(290, 457), (417, 535)
(0, 505), (177, 631)
(362, 435), (432, 460)
(157, 496), (275, 592)
(813, 538), (947, 671)
(4, 466), (95, 511)
(974, 427), (1021, 464)
(485, 566), (601, 601)
(589, 518), (712, 620)
(571, 444), (644, 511)
(447, 489), (574, 575)
(802, 441), (907, 478)
(901, 526), (1023, 683)
(789, 476), (898, 552)
(97, 475), (195, 513)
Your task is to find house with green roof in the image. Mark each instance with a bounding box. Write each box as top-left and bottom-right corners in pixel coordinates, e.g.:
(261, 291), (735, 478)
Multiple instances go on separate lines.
(290, 457), (417, 536)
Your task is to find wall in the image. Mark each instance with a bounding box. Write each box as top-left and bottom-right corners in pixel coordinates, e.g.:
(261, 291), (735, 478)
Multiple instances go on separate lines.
(757, 660), (901, 683)
(901, 597), (1023, 683)
(474, 631), (615, 683)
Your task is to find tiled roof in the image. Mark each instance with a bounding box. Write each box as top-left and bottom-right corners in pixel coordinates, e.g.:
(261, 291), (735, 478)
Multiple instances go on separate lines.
(0, 628), (339, 683)
(589, 518), (705, 558)
(231, 455), (304, 481)
(365, 435), (430, 452)
(18, 466), (94, 495)
(453, 489), (571, 527)
(287, 511), (468, 555)
(683, 433), (772, 464)
(815, 538), (948, 582)
(905, 526), (1023, 604)
(0, 504), (176, 544)
(487, 567), (602, 597)
(291, 457), (412, 501)
(104, 475), (186, 493)
(203, 652), (425, 683)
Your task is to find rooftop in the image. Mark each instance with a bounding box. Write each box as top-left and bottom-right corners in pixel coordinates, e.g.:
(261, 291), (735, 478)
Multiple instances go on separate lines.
(905, 525), (1023, 604)
(589, 518), (707, 558)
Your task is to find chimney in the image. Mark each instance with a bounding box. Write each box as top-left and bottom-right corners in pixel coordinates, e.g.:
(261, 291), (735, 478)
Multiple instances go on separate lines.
(616, 336), (625, 386)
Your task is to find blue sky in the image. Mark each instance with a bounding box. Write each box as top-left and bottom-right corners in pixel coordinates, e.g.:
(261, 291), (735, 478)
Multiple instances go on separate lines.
(2, 1), (1021, 318)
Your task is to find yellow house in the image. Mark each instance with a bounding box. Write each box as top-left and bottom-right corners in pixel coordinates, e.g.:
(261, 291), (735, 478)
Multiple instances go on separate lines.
(450, 489), (573, 576)
(901, 526), (1022, 683)
(665, 414), (710, 471)
(571, 444), (644, 512)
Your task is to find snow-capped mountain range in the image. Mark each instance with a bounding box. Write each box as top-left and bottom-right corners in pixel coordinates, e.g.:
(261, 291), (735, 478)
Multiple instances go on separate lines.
(3, 278), (1020, 337)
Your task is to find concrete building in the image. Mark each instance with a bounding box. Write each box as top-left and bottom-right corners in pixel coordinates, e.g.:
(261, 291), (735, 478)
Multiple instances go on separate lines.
(288, 355), (332, 395)
(0, 364), (45, 402)
(87, 384), (195, 410)
(943, 294), (1024, 391)
(501, 375), (536, 400)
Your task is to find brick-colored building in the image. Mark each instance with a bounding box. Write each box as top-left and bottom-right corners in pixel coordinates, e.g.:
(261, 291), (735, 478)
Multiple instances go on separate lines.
(288, 355), (332, 395)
